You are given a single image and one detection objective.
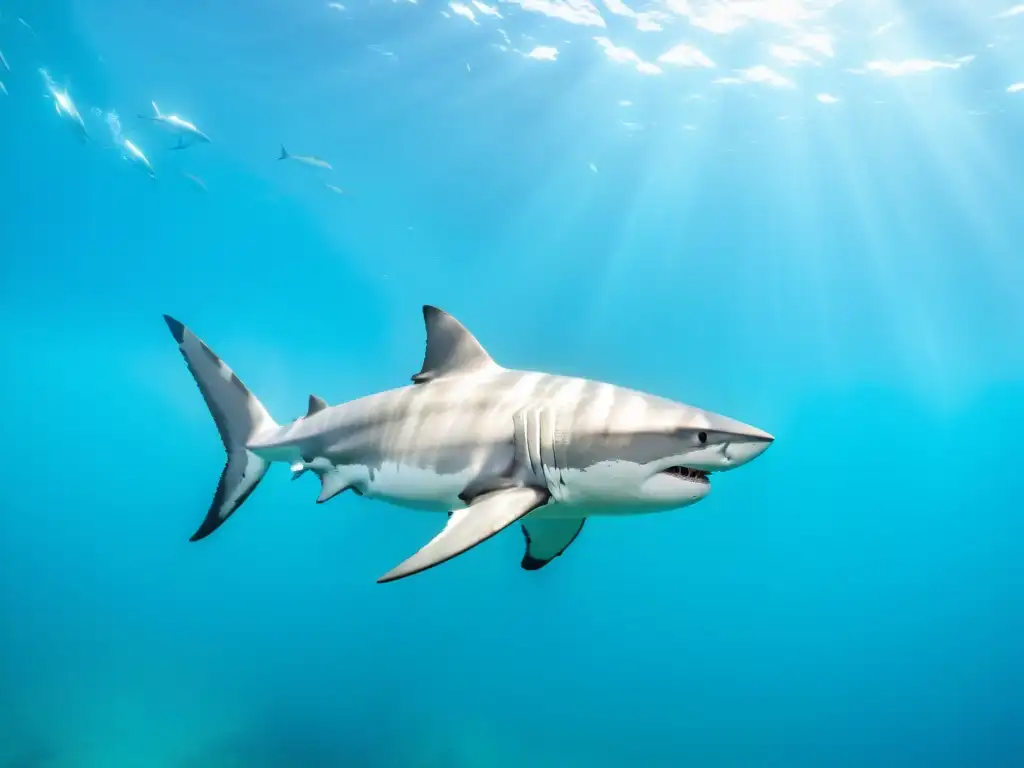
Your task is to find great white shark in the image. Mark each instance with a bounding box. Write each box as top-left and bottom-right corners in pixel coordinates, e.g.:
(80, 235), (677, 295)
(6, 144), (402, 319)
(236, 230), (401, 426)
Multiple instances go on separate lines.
(164, 306), (774, 583)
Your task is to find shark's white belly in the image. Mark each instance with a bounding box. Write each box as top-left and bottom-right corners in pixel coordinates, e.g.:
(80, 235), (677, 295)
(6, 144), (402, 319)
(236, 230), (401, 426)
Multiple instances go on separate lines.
(357, 459), (474, 512)
(354, 459), (656, 520)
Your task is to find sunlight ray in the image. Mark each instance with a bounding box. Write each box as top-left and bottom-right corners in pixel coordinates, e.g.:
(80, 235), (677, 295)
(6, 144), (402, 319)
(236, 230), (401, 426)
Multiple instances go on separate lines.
(769, 104), (844, 378)
(867, 9), (1024, 301)
(814, 97), (949, 397)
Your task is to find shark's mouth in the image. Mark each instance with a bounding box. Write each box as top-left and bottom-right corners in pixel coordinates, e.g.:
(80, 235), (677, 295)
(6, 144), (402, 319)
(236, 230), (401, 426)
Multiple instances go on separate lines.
(662, 466), (710, 485)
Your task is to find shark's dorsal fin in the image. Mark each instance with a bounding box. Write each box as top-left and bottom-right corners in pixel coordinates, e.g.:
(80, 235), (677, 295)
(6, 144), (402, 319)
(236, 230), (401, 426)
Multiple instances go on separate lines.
(411, 305), (498, 384)
(306, 394), (327, 416)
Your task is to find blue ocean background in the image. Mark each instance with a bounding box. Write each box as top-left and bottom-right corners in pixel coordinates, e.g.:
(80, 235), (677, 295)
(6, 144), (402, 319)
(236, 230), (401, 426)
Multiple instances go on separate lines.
(2, 1), (1023, 765)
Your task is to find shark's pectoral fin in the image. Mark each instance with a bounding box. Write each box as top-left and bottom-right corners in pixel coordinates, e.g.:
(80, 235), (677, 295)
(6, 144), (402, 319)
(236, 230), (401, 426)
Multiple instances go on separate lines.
(378, 487), (550, 583)
(521, 517), (585, 571)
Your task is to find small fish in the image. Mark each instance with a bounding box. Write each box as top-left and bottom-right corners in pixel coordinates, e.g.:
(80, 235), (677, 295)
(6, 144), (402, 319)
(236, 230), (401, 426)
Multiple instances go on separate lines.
(182, 172), (208, 191)
(139, 101), (210, 149)
(0, 81), (6, 96)
(325, 183), (348, 195)
(0, 49), (9, 73)
(278, 144), (332, 170)
(40, 68), (89, 143)
(18, 17), (36, 36)
(122, 138), (155, 178)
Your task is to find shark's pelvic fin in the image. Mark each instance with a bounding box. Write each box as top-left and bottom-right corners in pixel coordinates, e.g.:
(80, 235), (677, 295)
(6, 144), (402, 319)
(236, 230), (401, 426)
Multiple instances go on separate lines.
(521, 517), (586, 571)
(306, 394), (328, 416)
(290, 462), (308, 481)
(378, 487), (550, 583)
(163, 315), (279, 542)
(316, 469), (350, 504)
(411, 305), (499, 384)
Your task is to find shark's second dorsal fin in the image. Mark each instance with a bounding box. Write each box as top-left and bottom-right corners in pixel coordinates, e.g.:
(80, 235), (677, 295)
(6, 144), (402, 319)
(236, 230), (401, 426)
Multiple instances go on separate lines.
(306, 394), (327, 416)
(411, 305), (498, 384)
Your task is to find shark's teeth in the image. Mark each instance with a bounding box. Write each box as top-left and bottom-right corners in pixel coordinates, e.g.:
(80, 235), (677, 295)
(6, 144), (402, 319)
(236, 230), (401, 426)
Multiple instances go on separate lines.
(663, 466), (710, 484)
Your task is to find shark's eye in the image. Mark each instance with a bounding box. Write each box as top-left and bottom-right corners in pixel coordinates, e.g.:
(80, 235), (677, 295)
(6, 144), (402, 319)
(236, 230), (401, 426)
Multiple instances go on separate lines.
(698, 431), (707, 444)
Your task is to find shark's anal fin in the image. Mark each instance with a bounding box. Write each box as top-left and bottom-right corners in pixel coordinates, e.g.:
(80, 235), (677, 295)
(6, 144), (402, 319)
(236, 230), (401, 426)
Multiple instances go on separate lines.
(378, 487), (550, 583)
(306, 394), (328, 416)
(411, 306), (498, 383)
(521, 517), (586, 571)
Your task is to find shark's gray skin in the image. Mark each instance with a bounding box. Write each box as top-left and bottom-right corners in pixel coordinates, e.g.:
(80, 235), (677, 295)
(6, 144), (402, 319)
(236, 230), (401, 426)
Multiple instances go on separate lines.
(164, 306), (774, 583)
(139, 101), (210, 149)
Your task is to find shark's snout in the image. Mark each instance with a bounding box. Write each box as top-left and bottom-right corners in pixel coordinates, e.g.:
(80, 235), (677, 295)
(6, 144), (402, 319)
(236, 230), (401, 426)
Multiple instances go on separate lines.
(682, 418), (774, 473)
(719, 433), (773, 468)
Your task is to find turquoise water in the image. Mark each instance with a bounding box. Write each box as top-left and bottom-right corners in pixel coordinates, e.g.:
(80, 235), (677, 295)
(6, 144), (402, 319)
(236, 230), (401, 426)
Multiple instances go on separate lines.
(2, 1), (1023, 765)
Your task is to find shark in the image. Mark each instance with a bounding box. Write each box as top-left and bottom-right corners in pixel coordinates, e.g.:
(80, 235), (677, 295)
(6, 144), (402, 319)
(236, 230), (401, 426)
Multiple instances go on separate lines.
(139, 101), (210, 149)
(163, 306), (774, 583)
(278, 144), (332, 170)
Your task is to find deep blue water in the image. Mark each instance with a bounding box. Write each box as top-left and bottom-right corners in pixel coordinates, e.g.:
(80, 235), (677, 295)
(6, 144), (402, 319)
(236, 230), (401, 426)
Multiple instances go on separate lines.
(2, 1), (1024, 765)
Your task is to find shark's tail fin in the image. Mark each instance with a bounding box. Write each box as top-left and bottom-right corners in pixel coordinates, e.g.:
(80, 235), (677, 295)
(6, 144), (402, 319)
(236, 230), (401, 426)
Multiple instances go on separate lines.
(278, 144), (289, 160)
(163, 315), (279, 542)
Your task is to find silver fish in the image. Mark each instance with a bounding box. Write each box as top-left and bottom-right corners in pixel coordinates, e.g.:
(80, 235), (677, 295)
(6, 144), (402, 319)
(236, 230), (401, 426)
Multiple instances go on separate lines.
(278, 144), (332, 170)
(122, 138), (155, 178)
(139, 101), (210, 149)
